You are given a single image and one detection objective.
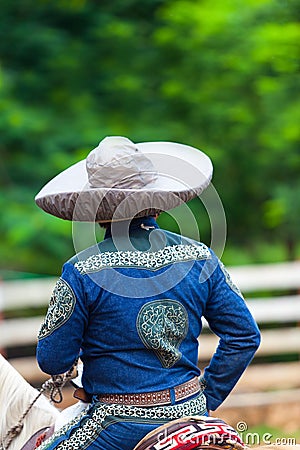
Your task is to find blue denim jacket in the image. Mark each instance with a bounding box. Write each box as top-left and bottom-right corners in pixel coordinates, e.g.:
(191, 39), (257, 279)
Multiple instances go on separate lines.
(37, 216), (260, 411)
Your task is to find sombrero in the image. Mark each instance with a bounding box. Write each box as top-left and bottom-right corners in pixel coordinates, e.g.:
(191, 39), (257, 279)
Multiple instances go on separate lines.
(35, 136), (213, 222)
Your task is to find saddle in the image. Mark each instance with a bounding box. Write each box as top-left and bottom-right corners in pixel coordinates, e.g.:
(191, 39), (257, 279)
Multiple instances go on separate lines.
(133, 415), (246, 450)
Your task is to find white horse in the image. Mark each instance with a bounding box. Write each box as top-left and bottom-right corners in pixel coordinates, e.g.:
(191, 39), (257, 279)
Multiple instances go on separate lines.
(1, 355), (299, 450)
(0, 354), (59, 450)
(0, 355), (88, 450)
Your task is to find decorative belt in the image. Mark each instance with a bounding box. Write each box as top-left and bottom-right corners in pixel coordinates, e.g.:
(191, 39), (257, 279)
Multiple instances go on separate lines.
(96, 376), (200, 407)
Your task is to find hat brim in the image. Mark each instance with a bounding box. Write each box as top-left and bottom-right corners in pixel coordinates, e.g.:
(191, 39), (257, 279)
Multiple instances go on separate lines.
(35, 141), (213, 222)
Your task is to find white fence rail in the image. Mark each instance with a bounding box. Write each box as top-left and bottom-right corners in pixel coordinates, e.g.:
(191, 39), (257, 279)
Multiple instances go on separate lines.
(2, 260), (300, 309)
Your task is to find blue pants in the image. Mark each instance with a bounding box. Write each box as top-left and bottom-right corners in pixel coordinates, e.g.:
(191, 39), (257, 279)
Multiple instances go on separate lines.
(79, 421), (171, 450)
(38, 393), (207, 450)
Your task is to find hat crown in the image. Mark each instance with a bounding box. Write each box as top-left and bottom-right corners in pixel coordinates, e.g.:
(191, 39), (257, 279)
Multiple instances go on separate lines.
(86, 136), (157, 189)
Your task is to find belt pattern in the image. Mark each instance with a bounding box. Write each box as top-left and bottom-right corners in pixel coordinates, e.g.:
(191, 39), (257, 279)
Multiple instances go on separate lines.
(97, 376), (200, 406)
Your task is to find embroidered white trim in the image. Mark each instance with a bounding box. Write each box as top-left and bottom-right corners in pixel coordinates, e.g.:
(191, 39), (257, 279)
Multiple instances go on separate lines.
(74, 244), (211, 275)
(38, 278), (76, 339)
(219, 261), (244, 298)
(37, 394), (207, 450)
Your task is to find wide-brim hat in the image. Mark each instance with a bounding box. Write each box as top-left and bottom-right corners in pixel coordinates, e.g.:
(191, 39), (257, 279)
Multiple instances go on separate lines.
(35, 136), (213, 222)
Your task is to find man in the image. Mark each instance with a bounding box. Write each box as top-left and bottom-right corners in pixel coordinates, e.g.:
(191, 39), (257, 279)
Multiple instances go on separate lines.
(35, 136), (260, 450)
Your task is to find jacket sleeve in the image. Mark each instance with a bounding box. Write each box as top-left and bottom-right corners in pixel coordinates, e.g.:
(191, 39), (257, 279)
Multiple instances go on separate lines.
(36, 262), (88, 375)
(201, 254), (261, 411)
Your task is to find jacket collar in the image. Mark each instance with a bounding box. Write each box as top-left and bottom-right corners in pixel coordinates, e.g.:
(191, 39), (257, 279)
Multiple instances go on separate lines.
(104, 216), (159, 239)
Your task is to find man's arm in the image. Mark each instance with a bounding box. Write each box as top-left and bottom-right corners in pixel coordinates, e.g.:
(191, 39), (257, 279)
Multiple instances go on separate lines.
(36, 263), (88, 375)
(201, 257), (261, 411)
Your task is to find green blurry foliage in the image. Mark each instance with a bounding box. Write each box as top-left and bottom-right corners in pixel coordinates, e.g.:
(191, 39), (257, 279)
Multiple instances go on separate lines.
(263, 184), (300, 260)
(0, 0), (299, 275)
